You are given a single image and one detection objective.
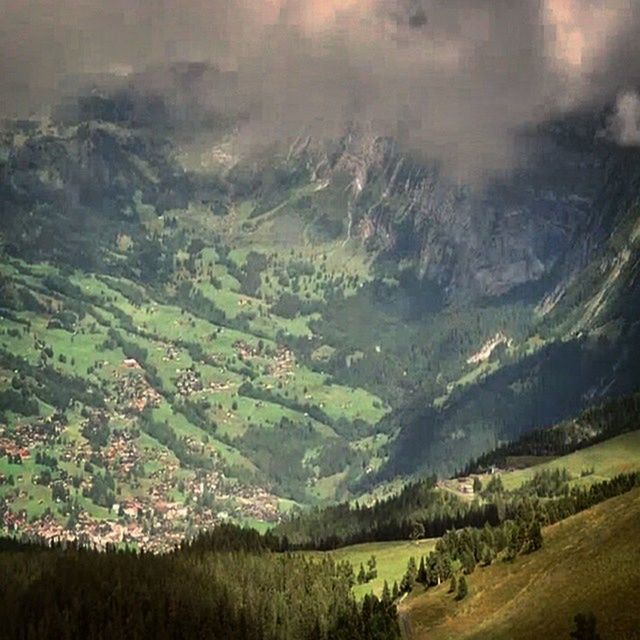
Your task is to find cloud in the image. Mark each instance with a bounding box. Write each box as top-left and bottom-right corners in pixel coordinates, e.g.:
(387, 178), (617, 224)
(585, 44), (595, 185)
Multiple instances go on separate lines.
(602, 91), (640, 146)
(0, 0), (638, 179)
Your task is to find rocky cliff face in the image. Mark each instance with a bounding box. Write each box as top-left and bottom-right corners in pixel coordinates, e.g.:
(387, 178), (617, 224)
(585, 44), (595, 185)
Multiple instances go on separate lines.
(5, 98), (640, 303)
(296, 117), (638, 300)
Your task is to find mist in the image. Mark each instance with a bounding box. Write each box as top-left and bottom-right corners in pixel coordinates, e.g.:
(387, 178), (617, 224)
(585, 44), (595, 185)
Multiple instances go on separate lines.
(1, 0), (638, 179)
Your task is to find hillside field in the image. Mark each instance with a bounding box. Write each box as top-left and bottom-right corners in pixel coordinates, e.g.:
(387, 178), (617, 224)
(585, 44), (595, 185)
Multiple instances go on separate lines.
(0, 246), (390, 539)
(495, 429), (640, 491)
(300, 430), (640, 603)
(438, 429), (640, 502)
(318, 538), (437, 599)
(400, 487), (640, 640)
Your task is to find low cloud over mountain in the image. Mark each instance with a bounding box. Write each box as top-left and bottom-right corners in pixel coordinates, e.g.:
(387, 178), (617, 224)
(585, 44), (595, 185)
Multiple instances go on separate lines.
(2, 0), (639, 178)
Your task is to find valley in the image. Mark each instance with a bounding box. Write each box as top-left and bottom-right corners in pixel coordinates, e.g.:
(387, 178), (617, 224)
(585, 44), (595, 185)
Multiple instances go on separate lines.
(297, 426), (640, 605)
(0, 117), (560, 548)
(3, 415), (638, 639)
(0, 245), (389, 549)
(3, 2), (640, 638)
(2, 112), (640, 551)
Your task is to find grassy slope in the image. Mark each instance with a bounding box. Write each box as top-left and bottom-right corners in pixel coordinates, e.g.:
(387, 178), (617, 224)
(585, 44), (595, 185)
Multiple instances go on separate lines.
(1, 253), (389, 507)
(503, 430), (640, 489)
(401, 487), (640, 640)
(495, 429), (640, 490)
(318, 538), (437, 599)
(439, 430), (640, 501)
(314, 431), (640, 603)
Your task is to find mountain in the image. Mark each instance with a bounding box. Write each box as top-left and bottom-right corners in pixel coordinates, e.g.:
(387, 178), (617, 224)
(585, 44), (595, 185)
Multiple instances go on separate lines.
(251, 110), (640, 298)
(1, 90), (640, 547)
(4, 2), (640, 637)
(231, 111), (640, 482)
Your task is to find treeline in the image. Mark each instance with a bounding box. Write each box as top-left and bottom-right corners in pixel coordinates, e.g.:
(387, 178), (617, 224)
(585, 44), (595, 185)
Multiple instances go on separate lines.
(397, 516), (542, 598)
(0, 388), (40, 417)
(463, 392), (640, 475)
(276, 467), (640, 552)
(274, 477), (500, 549)
(503, 471), (640, 527)
(180, 522), (285, 553)
(383, 330), (640, 480)
(0, 524), (400, 640)
(236, 416), (319, 502)
(238, 381), (370, 440)
(0, 349), (106, 411)
(1, 474), (637, 639)
(138, 408), (214, 471)
(395, 472), (640, 599)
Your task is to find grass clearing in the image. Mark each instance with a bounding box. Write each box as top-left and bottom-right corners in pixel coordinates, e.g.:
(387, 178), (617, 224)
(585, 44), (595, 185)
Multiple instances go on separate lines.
(494, 430), (640, 491)
(319, 538), (438, 599)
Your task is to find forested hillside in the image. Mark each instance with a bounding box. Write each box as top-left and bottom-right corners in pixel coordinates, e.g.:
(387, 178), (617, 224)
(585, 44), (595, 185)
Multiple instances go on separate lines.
(0, 524), (399, 640)
(276, 394), (640, 548)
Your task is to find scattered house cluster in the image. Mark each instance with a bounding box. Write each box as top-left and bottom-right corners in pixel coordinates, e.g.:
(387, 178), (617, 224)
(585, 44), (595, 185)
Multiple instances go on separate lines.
(162, 345), (180, 362)
(113, 370), (161, 413)
(104, 431), (140, 477)
(234, 340), (261, 361)
(0, 408), (280, 549)
(233, 487), (279, 522)
(175, 367), (204, 396)
(209, 381), (233, 392)
(0, 360), (282, 552)
(269, 346), (295, 378)
(0, 414), (66, 462)
(0, 440), (30, 460)
(457, 478), (476, 494)
(60, 438), (92, 466)
(437, 469), (503, 497)
(1, 445), (282, 551)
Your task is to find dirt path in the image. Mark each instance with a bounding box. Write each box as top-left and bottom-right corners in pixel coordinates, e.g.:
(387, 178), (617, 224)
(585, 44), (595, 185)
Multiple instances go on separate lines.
(399, 610), (414, 640)
(398, 596), (414, 640)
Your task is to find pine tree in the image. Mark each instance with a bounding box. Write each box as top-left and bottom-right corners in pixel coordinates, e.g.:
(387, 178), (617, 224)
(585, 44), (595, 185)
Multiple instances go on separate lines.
(570, 613), (601, 640)
(410, 521), (425, 541)
(406, 556), (417, 583)
(481, 545), (493, 566)
(461, 551), (476, 575)
(456, 576), (468, 601)
(527, 521), (543, 553)
(400, 557), (418, 593)
(448, 574), (457, 594)
(417, 556), (427, 584)
(381, 581), (391, 606)
(366, 555), (378, 580)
